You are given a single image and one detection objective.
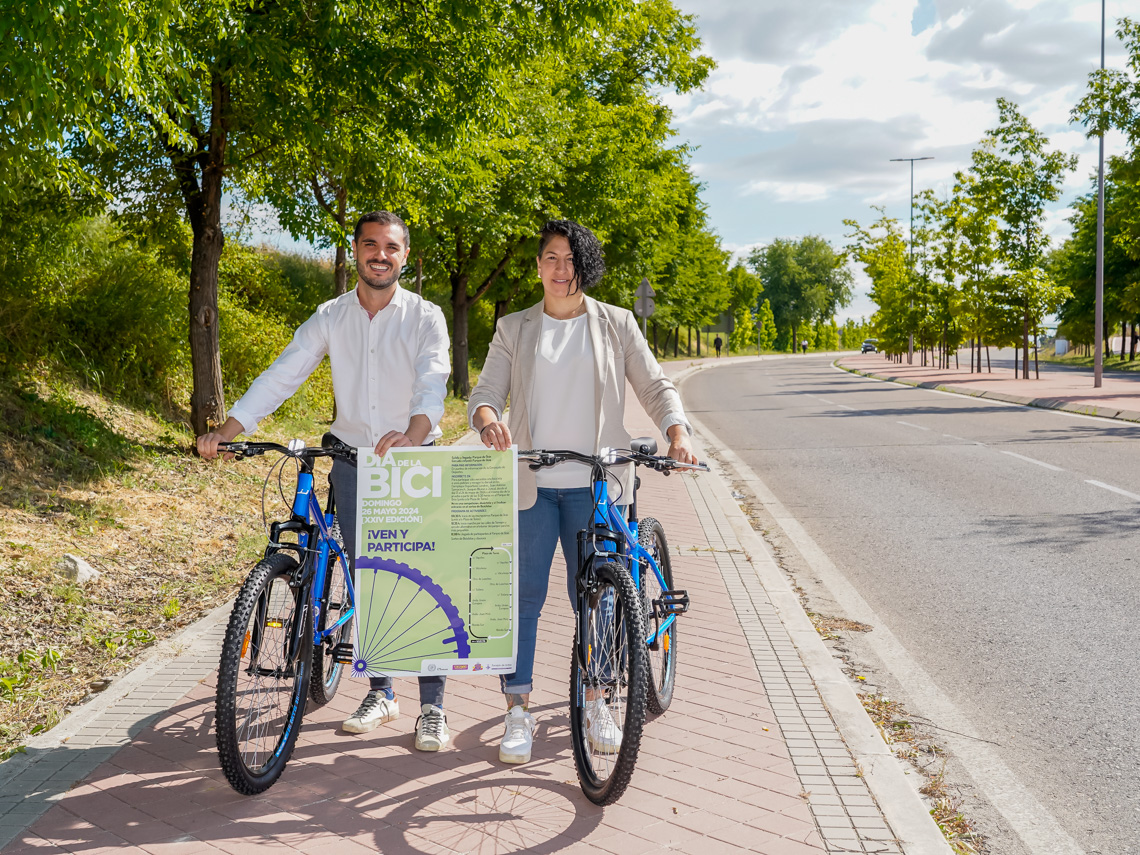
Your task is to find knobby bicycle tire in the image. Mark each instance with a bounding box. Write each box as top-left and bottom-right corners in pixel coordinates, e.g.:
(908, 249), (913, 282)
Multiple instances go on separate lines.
(568, 561), (648, 805)
(638, 517), (677, 714)
(310, 516), (351, 705)
(215, 552), (312, 795)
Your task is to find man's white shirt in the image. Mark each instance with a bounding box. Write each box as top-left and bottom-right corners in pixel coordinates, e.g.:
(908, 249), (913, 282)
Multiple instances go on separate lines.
(228, 285), (450, 447)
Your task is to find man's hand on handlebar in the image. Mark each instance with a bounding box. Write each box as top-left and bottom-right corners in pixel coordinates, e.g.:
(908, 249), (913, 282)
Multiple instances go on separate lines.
(196, 417), (245, 460)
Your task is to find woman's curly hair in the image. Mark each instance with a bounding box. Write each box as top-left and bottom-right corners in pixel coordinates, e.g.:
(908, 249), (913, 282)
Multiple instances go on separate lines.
(538, 219), (605, 293)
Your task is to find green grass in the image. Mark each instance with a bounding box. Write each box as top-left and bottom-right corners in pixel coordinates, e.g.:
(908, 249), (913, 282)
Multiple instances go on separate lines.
(1039, 349), (1140, 372)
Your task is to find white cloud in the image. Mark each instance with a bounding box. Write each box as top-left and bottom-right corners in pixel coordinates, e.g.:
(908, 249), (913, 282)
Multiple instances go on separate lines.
(667, 0), (1133, 319)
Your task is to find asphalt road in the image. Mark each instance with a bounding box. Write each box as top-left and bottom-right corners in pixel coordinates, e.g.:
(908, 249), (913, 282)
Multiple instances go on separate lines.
(682, 355), (1140, 855)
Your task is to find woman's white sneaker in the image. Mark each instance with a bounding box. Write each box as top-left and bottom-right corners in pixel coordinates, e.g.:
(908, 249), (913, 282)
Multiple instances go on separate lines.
(498, 706), (537, 764)
(585, 698), (622, 754)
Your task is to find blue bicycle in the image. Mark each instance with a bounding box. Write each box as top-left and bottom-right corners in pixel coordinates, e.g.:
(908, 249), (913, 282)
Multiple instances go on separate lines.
(523, 439), (706, 805)
(212, 434), (357, 794)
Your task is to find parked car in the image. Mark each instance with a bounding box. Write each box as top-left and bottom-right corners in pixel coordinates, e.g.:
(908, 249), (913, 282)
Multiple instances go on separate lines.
(860, 339), (878, 353)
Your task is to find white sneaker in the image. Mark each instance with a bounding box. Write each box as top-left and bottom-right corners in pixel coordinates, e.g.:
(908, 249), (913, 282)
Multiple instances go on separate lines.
(585, 698), (622, 754)
(342, 691), (399, 733)
(498, 706), (537, 764)
(414, 704), (450, 751)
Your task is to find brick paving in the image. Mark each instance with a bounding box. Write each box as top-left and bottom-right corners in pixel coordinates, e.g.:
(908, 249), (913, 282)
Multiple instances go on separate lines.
(0, 366), (948, 855)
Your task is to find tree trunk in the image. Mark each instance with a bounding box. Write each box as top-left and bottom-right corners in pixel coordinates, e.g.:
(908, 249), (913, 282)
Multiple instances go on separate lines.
(1022, 307), (1030, 379)
(451, 274), (471, 398)
(652, 321), (658, 357)
(333, 185), (348, 295)
(673, 327), (678, 358)
(493, 299), (508, 331)
(696, 328), (700, 357)
(1122, 321), (1128, 361)
(178, 71), (230, 436)
(1131, 322), (1138, 361)
(415, 255), (423, 296)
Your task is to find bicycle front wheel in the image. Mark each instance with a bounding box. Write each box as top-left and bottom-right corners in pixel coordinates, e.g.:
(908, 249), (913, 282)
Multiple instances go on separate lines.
(569, 561), (648, 805)
(638, 517), (677, 714)
(310, 517), (352, 706)
(215, 552), (311, 795)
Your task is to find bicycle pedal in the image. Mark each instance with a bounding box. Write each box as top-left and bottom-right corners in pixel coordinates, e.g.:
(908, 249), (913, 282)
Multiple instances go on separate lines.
(653, 589), (690, 617)
(331, 642), (355, 664)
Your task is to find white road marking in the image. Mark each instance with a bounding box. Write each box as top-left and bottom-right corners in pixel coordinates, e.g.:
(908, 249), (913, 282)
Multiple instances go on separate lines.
(999, 451), (1064, 471)
(1086, 480), (1140, 502)
(896, 421), (931, 431)
(835, 403), (856, 410)
(942, 433), (964, 440)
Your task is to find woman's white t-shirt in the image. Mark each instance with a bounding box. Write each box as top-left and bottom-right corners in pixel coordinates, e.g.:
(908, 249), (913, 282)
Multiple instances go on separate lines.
(530, 313), (595, 489)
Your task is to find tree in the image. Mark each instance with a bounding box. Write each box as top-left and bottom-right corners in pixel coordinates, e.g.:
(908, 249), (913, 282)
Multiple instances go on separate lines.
(844, 211), (910, 357)
(757, 299), (778, 351)
(38, 0), (631, 432)
(726, 263), (763, 351)
(409, 0), (714, 395)
(748, 236), (852, 353)
(971, 98), (1077, 377)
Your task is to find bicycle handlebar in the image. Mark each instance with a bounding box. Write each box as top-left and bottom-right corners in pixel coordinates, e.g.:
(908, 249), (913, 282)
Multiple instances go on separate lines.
(519, 448), (709, 474)
(218, 432), (358, 464)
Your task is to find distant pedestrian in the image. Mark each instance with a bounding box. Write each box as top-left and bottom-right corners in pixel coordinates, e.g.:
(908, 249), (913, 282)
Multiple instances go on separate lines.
(713, 335), (723, 358)
(800, 339), (808, 354)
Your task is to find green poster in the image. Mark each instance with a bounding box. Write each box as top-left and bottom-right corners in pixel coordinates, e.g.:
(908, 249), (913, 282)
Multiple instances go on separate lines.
(351, 446), (517, 677)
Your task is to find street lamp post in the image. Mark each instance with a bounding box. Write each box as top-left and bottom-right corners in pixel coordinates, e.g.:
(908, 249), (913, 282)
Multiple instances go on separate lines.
(891, 156), (934, 364)
(1095, 0), (1106, 387)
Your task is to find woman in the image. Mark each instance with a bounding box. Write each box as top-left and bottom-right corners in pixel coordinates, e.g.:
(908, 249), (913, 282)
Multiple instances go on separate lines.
(469, 219), (697, 765)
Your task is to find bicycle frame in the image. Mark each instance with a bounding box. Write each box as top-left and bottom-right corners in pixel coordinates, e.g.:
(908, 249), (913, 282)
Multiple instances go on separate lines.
(576, 470), (676, 650)
(264, 465), (356, 659)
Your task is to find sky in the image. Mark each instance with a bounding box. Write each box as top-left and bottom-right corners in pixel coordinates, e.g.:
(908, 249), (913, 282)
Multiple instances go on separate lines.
(664, 0), (1132, 321)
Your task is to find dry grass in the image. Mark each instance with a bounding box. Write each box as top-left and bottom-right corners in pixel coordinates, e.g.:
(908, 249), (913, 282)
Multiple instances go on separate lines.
(0, 372), (471, 760)
(860, 691), (984, 853)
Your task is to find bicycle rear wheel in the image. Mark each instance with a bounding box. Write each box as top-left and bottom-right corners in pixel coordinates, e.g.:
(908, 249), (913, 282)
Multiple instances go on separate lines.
(638, 517), (677, 714)
(310, 516), (352, 705)
(215, 552), (311, 795)
(568, 561), (648, 805)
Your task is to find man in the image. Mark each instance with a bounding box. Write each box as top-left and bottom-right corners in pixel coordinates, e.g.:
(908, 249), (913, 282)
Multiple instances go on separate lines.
(713, 335), (722, 358)
(197, 211), (453, 752)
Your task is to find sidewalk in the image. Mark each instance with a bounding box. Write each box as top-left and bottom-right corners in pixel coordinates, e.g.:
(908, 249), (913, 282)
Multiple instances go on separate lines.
(838, 351), (1140, 422)
(0, 365), (951, 855)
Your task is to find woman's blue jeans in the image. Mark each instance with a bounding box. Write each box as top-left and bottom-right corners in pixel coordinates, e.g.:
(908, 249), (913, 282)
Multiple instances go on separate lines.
(502, 487), (603, 696)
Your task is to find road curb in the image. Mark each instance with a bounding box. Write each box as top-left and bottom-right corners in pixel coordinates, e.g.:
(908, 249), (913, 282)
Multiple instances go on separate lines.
(834, 361), (1140, 423)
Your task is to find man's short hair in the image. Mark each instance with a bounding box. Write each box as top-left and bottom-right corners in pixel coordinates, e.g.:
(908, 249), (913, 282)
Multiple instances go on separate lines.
(354, 211), (410, 248)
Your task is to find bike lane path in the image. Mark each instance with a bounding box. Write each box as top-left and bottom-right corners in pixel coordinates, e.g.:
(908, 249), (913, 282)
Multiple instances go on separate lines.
(0, 359), (948, 855)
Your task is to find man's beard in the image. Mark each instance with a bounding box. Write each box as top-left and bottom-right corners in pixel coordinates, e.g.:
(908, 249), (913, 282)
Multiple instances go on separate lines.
(357, 260), (401, 290)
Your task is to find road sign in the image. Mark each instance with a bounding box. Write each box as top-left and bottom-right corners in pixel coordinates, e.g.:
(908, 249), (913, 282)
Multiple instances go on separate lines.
(634, 277), (656, 319)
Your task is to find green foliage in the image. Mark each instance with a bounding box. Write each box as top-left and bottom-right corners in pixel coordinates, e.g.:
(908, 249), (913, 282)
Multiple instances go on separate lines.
(844, 211), (911, 354)
(751, 236), (852, 352)
(757, 299), (778, 351)
(0, 648), (62, 702)
(815, 319), (840, 350)
(841, 318), (873, 349)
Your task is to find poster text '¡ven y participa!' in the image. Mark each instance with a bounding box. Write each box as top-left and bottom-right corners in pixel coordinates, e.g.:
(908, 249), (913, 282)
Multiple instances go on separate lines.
(350, 446), (518, 678)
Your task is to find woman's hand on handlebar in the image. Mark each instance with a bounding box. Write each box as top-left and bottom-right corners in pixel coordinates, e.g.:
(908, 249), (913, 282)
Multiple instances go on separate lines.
(666, 426), (699, 466)
(479, 419), (512, 452)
